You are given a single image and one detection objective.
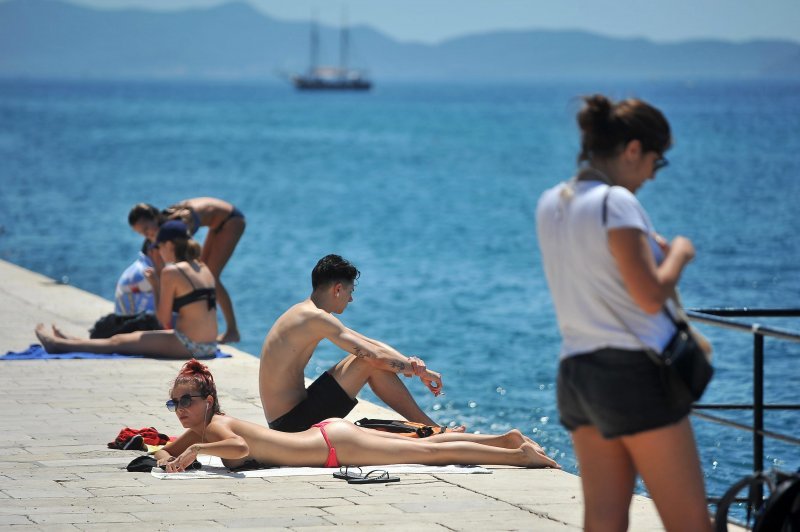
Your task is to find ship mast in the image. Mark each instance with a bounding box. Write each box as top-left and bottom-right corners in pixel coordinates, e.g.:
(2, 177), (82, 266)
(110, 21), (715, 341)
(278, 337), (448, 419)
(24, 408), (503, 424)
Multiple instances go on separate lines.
(339, 9), (349, 76)
(308, 15), (319, 76)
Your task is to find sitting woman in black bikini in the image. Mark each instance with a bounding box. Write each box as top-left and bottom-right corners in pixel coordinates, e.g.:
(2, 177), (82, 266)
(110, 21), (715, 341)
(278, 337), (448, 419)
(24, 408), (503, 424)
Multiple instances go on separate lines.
(35, 221), (219, 359)
(128, 197), (245, 344)
(155, 360), (560, 473)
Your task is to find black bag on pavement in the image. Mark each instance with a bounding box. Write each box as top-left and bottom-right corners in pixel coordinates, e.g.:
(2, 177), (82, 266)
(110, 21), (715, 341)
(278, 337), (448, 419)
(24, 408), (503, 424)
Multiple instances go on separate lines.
(715, 469), (800, 531)
(90, 312), (161, 339)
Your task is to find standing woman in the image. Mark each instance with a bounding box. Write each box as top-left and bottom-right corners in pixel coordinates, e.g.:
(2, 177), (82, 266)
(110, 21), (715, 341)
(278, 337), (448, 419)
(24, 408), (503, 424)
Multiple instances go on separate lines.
(536, 95), (710, 531)
(128, 197), (245, 344)
(35, 221), (218, 358)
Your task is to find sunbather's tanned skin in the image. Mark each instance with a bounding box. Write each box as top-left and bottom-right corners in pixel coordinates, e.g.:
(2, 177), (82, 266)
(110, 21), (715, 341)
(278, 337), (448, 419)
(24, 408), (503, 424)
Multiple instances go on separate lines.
(259, 254), (459, 432)
(34, 221), (217, 358)
(156, 360), (558, 472)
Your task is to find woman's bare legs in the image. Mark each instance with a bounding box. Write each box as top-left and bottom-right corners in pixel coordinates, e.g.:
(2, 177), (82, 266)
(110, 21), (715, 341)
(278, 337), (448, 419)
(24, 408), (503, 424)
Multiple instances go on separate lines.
(326, 421), (559, 468)
(572, 419), (711, 532)
(623, 418), (711, 532)
(51, 325), (79, 340)
(201, 217), (244, 344)
(426, 428), (542, 451)
(572, 425), (637, 532)
(356, 426), (540, 451)
(35, 324), (192, 358)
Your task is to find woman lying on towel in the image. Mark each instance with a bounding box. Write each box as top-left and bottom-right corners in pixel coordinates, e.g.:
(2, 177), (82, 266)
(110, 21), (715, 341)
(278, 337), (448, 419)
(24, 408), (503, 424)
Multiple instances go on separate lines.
(34, 221), (218, 359)
(154, 360), (560, 472)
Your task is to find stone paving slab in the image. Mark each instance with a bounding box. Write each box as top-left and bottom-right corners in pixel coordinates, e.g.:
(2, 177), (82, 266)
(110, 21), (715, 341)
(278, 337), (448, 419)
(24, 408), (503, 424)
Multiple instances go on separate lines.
(0, 259), (678, 530)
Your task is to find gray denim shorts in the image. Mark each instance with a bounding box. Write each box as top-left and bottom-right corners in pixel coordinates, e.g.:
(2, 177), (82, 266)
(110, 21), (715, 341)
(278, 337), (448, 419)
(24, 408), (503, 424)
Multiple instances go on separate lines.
(557, 347), (692, 438)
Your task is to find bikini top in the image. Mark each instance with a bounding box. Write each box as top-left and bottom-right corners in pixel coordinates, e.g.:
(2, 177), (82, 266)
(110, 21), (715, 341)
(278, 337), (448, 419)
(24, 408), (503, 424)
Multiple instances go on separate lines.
(162, 204), (201, 236)
(172, 266), (216, 313)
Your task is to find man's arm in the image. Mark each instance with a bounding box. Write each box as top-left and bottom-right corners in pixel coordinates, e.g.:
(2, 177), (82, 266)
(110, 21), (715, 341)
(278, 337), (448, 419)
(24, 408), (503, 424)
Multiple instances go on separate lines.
(318, 314), (444, 395)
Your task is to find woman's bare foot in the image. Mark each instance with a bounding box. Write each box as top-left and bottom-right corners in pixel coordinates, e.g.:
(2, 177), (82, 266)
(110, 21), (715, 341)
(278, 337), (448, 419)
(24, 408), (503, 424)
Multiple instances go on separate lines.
(515, 430), (545, 454)
(35, 323), (63, 353)
(51, 325), (73, 339)
(217, 330), (240, 344)
(521, 442), (560, 469)
(446, 425), (466, 433)
(500, 429), (543, 451)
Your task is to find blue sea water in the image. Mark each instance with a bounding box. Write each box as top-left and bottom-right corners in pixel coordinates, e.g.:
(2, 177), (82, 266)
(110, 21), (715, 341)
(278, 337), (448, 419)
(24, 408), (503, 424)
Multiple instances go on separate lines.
(1, 79), (798, 507)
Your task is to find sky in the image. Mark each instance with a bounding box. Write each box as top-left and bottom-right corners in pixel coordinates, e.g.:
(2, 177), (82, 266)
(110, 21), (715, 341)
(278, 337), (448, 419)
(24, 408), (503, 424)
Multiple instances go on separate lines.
(68, 0), (800, 45)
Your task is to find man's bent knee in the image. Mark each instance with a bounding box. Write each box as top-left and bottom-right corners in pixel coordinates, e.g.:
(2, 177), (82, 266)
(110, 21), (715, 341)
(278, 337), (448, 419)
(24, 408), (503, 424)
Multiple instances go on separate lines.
(333, 354), (374, 375)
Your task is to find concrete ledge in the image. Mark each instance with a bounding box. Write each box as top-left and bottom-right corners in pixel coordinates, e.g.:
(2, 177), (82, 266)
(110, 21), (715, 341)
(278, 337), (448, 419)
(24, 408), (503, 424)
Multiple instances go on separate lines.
(0, 259), (673, 530)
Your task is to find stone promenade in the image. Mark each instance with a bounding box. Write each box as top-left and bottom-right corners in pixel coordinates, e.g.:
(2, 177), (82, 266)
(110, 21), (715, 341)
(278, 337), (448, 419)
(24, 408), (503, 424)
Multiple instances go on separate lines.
(0, 259), (670, 530)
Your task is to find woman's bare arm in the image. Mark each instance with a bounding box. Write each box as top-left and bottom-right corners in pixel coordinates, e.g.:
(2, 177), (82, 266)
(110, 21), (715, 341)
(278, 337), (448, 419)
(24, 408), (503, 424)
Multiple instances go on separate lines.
(164, 423), (249, 473)
(155, 266), (179, 328)
(153, 429), (200, 466)
(608, 228), (695, 314)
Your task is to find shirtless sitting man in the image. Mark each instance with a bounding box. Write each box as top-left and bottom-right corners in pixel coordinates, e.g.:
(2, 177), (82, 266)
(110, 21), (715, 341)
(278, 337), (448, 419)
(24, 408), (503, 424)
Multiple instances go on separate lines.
(259, 254), (458, 433)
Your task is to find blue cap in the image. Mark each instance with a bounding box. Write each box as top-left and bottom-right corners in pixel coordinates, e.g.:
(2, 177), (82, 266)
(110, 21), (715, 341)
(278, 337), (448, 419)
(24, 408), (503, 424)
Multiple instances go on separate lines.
(156, 220), (190, 243)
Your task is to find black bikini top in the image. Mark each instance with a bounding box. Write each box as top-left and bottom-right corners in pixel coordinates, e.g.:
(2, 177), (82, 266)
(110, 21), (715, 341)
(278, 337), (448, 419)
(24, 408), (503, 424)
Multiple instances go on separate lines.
(172, 266), (216, 313)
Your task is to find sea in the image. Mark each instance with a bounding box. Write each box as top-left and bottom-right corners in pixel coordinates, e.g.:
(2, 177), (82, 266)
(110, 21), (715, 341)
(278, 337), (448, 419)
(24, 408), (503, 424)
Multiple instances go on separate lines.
(1, 78), (798, 511)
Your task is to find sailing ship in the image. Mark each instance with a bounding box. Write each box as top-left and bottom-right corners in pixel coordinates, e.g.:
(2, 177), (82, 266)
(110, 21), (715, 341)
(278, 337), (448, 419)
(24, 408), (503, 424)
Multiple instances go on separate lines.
(292, 16), (372, 91)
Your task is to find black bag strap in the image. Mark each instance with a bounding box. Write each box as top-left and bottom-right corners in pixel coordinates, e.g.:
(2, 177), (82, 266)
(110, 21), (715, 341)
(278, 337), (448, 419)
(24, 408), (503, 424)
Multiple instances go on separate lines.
(354, 417), (440, 438)
(175, 264), (197, 289)
(355, 418), (416, 432)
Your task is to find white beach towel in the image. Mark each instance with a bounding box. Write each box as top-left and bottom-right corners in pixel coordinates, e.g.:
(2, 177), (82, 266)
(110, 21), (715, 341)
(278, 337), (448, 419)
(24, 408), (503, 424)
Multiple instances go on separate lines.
(151, 456), (492, 480)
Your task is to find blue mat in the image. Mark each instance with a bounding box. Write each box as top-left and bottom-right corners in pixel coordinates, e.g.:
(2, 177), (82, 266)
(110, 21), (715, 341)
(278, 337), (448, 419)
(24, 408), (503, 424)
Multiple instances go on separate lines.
(2, 344), (231, 360)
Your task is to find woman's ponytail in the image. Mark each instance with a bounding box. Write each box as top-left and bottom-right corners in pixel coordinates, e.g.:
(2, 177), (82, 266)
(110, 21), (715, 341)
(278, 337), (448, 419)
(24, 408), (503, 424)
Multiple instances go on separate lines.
(576, 94), (671, 163)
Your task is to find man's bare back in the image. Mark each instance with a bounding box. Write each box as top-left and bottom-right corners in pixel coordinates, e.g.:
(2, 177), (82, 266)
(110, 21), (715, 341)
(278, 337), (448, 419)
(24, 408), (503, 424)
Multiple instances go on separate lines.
(257, 254), (453, 434)
(258, 299), (335, 422)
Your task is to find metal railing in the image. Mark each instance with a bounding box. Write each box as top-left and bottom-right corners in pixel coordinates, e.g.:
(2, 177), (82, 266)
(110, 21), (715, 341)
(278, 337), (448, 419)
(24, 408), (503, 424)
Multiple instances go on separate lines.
(686, 308), (800, 514)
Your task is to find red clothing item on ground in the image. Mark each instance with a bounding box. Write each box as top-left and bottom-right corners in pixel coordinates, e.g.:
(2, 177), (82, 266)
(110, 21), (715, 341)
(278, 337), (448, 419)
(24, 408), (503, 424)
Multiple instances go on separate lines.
(108, 427), (171, 449)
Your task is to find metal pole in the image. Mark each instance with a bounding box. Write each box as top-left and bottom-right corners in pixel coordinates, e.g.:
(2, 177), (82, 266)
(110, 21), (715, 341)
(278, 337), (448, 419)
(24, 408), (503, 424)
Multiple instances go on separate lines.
(753, 333), (765, 508)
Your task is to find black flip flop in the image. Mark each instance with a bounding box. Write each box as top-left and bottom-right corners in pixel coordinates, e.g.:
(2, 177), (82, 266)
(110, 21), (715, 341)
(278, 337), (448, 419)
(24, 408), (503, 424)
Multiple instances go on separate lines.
(122, 434), (144, 451)
(333, 465), (364, 480)
(346, 469), (400, 484)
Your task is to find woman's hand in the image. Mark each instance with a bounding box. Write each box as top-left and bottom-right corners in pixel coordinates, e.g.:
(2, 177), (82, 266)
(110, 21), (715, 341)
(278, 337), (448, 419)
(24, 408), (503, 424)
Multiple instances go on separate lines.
(156, 455), (176, 468)
(651, 231), (670, 255)
(652, 232), (695, 264)
(668, 236), (695, 263)
(165, 444), (199, 473)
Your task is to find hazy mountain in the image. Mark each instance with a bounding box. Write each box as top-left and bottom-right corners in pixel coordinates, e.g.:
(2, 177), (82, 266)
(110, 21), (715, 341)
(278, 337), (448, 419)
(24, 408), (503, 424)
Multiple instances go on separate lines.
(1, 0), (798, 81)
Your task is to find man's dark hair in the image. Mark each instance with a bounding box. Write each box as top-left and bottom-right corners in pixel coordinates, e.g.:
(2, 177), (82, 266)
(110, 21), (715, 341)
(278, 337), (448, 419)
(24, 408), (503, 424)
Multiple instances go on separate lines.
(311, 254), (360, 290)
(127, 203), (161, 226)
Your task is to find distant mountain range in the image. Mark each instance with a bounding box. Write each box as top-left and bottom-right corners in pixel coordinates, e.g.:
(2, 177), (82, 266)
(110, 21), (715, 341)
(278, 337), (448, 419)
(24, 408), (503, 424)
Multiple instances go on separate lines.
(1, 0), (799, 81)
